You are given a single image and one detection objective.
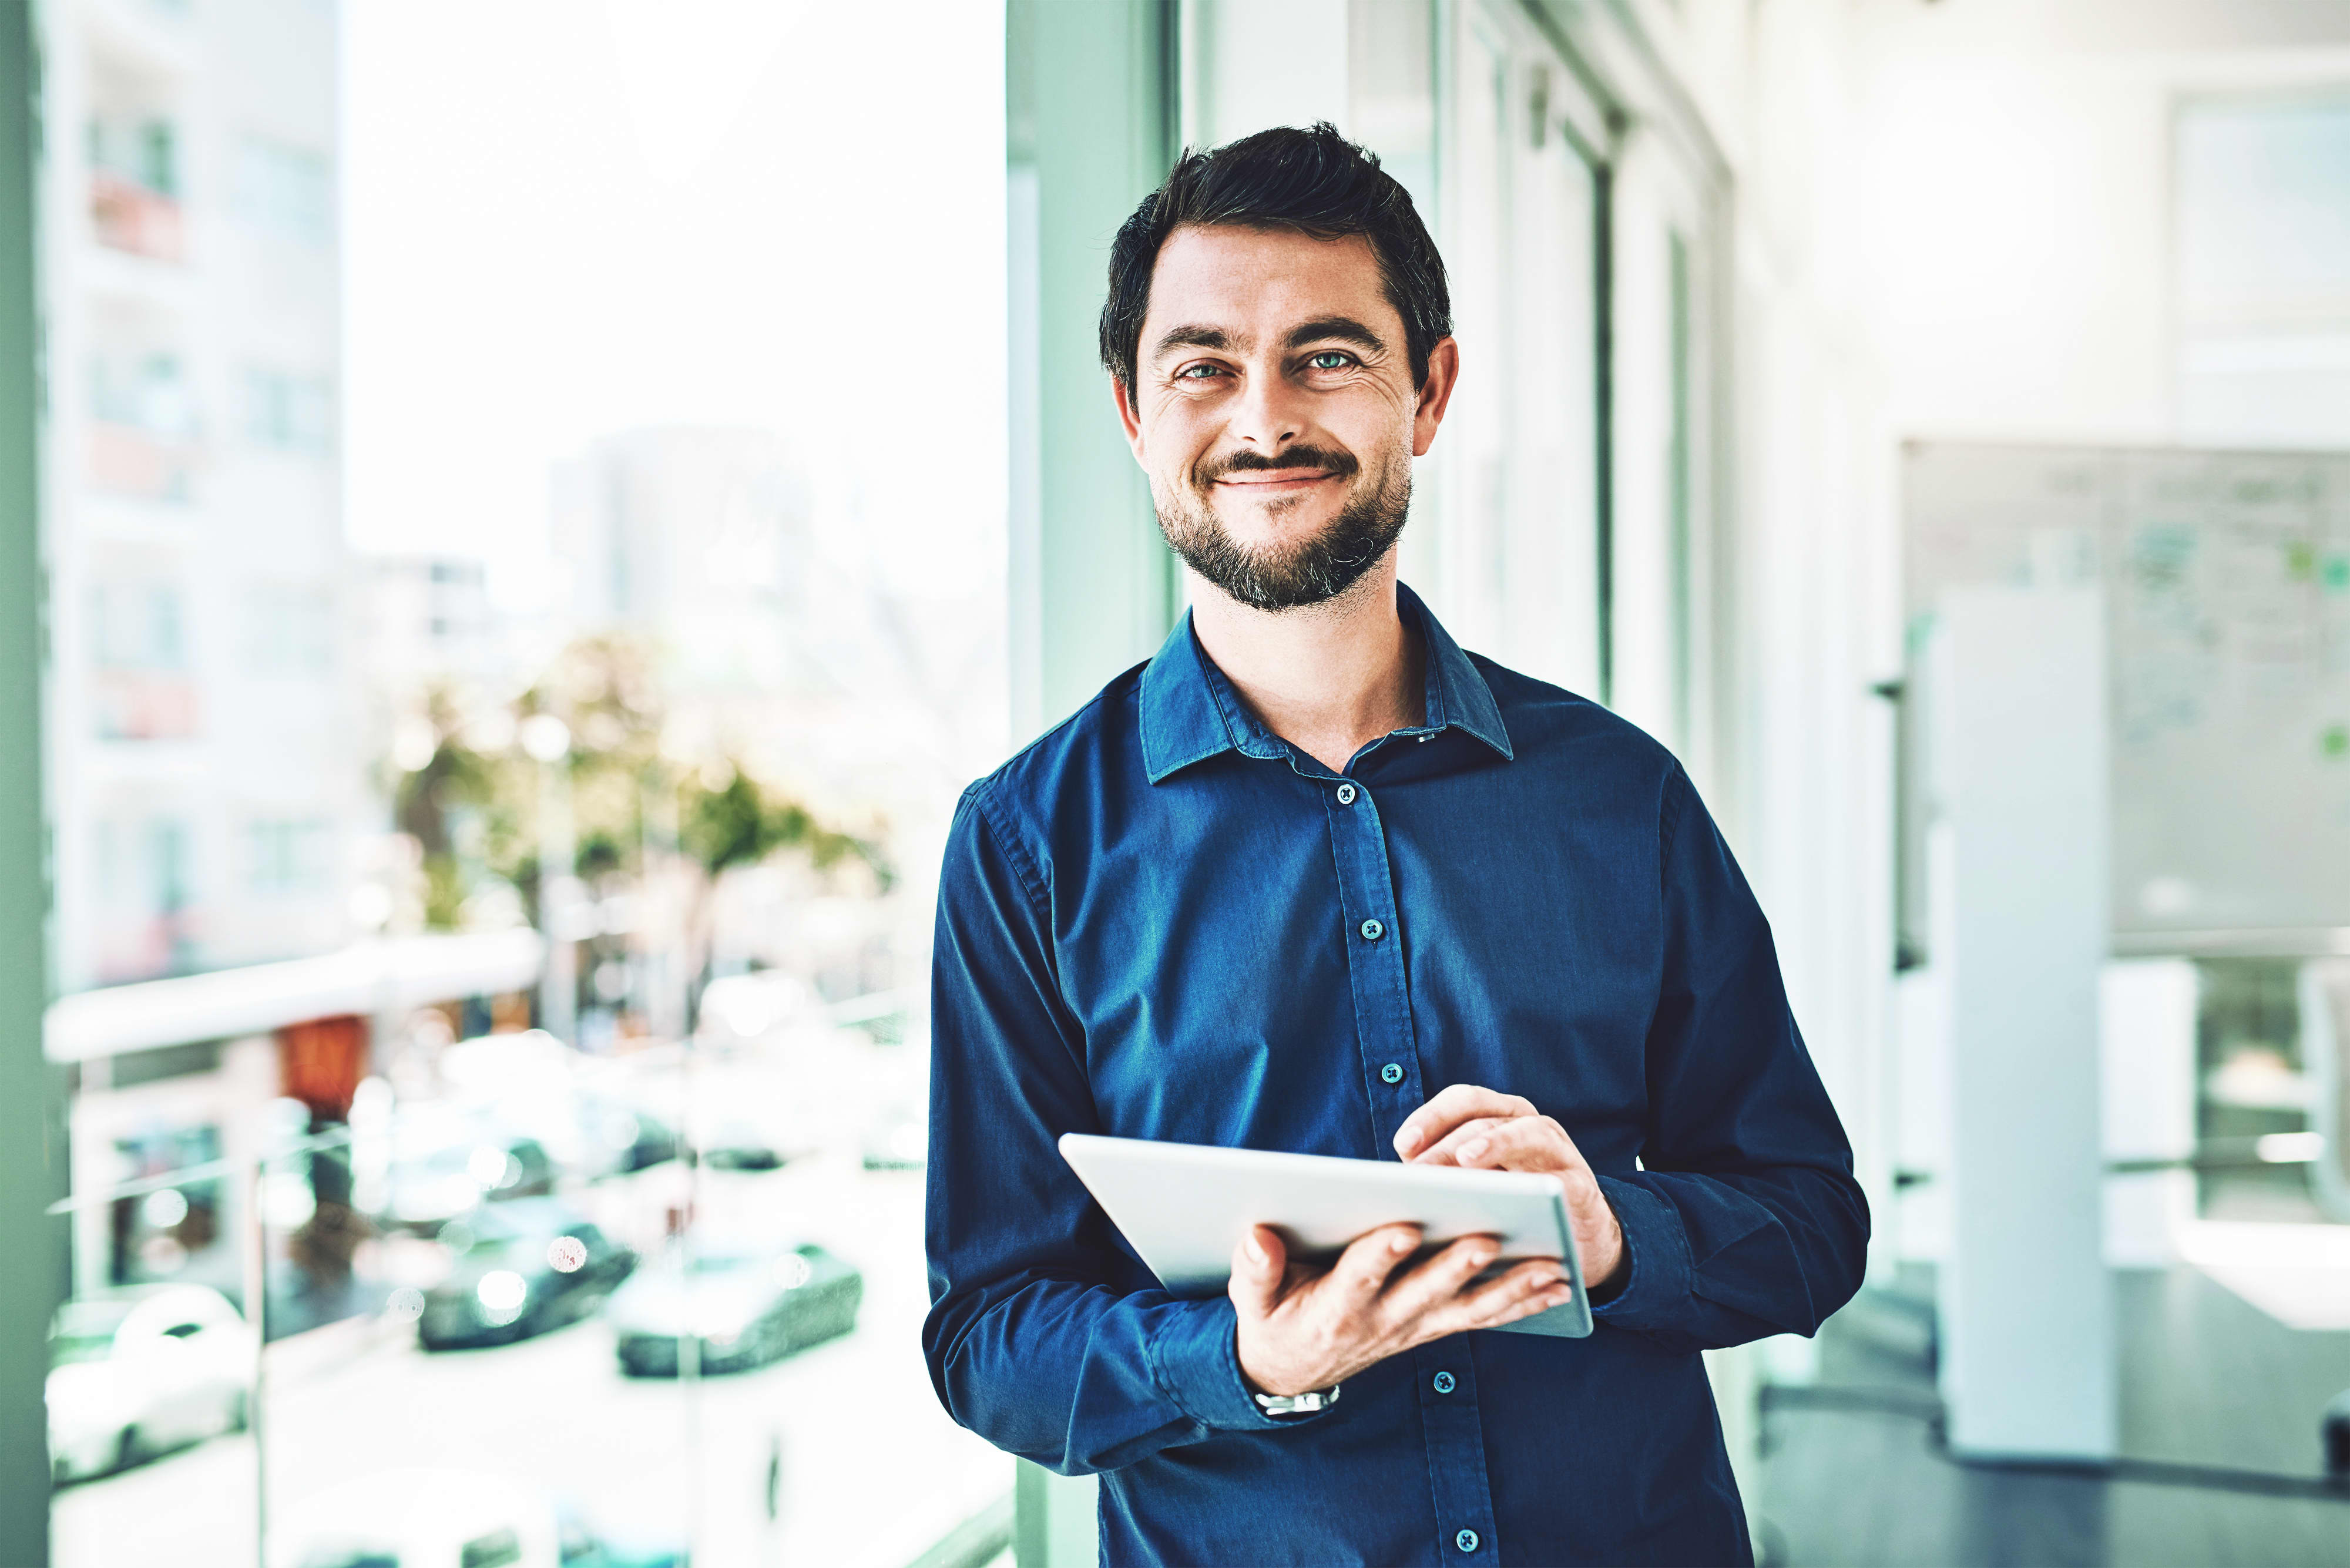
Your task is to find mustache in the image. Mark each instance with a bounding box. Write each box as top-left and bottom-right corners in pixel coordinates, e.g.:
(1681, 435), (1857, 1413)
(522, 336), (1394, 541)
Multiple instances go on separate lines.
(1196, 445), (1361, 486)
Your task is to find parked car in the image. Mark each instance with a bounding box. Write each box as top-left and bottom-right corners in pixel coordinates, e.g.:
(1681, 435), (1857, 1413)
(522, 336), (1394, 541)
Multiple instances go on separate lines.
(267, 1468), (686, 1568)
(417, 1199), (636, 1351)
(491, 1091), (679, 1183)
(48, 1283), (251, 1483)
(609, 1242), (861, 1377)
(581, 1096), (679, 1176)
(382, 1127), (556, 1233)
(695, 1119), (804, 1173)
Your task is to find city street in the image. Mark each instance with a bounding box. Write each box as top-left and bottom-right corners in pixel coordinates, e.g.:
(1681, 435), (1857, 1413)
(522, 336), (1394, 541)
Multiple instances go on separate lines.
(53, 1141), (1012, 1567)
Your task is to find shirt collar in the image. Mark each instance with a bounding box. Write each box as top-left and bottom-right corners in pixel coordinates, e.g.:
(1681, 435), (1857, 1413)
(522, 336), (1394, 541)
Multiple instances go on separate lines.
(1138, 582), (1515, 784)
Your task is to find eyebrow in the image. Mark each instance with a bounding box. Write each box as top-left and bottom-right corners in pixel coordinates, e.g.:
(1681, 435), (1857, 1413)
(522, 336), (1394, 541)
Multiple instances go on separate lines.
(1150, 324), (1238, 360)
(1283, 317), (1387, 355)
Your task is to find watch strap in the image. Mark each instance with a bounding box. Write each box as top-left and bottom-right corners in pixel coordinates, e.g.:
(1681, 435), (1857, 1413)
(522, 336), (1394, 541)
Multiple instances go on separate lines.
(1251, 1382), (1342, 1417)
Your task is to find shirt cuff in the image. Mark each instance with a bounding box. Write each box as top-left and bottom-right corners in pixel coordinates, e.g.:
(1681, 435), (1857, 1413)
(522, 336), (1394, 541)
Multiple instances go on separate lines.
(1144, 1296), (1334, 1432)
(1589, 1175), (1694, 1328)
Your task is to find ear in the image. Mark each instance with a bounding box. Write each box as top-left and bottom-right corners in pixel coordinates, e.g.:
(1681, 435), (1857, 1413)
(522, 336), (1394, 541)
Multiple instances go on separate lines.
(1112, 375), (1147, 462)
(1409, 337), (1461, 458)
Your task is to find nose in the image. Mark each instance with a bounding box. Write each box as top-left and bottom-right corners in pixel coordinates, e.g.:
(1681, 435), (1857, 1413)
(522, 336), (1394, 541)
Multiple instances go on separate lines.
(1227, 358), (1308, 452)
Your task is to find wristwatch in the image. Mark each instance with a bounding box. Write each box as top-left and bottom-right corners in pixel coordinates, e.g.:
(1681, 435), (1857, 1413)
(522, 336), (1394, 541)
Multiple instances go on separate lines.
(1253, 1383), (1342, 1418)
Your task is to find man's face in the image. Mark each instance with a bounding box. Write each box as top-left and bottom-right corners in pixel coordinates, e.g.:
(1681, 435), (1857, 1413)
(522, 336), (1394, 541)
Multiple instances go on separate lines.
(1116, 225), (1456, 611)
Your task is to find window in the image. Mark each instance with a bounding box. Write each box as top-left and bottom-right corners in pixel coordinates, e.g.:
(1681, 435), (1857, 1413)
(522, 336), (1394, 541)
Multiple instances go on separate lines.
(89, 579), (196, 740)
(87, 115), (177, 197)
(90, 579), (187, 671)
(42, 4), (1012, 1564)
(241, 582), (335, 677)
(246, 819), (334, 897)
(236, 137), (333, 247)
(87, 104), (185, 261)
(2176, 95), (2350, 448)
(244, 368), (333, 454)
(90, 352), (194, 437)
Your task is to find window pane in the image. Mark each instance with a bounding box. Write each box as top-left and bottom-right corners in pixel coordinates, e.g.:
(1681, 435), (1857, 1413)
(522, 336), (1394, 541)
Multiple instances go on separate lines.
(2177, 96), (2350, 448)
(42, 1), (1012, 1562)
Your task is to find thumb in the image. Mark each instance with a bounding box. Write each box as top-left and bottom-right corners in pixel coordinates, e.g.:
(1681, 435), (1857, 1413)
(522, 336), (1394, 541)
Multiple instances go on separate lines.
(1228, 1224), (1286, 1315)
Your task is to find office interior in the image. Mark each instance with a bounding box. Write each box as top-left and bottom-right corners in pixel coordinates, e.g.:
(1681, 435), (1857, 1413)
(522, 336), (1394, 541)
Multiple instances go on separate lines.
(1, 0), (2348, 1564)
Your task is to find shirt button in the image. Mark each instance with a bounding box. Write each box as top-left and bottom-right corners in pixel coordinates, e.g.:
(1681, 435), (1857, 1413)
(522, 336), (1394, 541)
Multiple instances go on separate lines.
(1432, 1371), (1455, 1394)
(1380, 1062), (1405, 1085)
(1335, 782), (1358, 805)
(1455, 1529), (1480, 1553)
(1358, 918), (1384, 941)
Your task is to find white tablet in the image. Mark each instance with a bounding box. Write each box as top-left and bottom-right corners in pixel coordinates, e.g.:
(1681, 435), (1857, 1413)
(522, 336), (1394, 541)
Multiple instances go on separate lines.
(1058, 1133), (1594, 1338)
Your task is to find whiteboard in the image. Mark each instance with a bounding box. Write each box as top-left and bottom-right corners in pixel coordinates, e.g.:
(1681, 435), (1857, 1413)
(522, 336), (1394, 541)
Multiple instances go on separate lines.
(1905, 441), (2350, 945)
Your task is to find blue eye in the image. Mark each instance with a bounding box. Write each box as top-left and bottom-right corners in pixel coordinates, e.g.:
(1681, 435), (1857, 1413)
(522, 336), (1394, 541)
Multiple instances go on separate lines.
(1307, 351), (1354, 371)
(1176, 363), (1224, 380)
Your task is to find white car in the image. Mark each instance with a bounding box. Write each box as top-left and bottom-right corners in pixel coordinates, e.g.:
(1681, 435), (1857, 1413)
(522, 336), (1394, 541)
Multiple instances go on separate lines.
(48, 1283), (252, 1483)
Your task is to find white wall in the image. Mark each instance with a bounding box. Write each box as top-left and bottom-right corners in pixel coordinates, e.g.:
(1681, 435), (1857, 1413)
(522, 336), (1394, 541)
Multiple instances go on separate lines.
(1852, 0), (2350, 445)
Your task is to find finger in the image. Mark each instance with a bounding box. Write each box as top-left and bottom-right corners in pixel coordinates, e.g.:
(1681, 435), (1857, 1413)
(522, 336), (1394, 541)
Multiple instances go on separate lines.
(1324, 1223), (1423, 1303)
(1438, 1258), (1576, 1334)
(1227, 1225), (1287, 1317)
(1452, 1116), (1582, 1174)
(1408, 1116), (1513, 1167)
(1378, 1233), (1502, 1323)
(1466, 1275), (1580, 1334)
(1393, 1084), (1537, 1160)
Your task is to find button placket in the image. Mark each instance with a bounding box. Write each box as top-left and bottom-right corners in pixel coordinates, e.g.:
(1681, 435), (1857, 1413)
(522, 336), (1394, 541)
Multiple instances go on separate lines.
(1412, 1344), (1501, 1564)
(1321, 774), (1419, 1147)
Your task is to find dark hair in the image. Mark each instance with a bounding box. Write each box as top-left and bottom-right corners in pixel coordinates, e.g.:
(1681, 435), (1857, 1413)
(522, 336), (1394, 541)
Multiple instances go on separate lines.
(1098, 122), (1452, 397)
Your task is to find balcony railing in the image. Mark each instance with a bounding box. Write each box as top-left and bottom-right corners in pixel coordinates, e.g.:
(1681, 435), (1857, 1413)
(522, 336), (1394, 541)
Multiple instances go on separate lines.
(90, 169), (183, 261)
(88, 421), (198, 502)
(90, 669), (199, 740)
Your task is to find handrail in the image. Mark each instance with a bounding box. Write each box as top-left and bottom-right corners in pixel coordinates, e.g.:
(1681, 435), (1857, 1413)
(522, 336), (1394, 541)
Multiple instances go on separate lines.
(43, 1124), (359, 1216)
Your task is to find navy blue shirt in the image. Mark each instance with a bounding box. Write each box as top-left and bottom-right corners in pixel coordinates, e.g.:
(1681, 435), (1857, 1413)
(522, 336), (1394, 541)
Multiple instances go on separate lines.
(923, 587), (1867, 1567)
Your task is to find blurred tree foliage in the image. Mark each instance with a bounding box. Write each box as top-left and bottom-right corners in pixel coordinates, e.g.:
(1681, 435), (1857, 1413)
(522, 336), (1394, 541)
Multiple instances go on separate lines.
(391, 635), (888, 936)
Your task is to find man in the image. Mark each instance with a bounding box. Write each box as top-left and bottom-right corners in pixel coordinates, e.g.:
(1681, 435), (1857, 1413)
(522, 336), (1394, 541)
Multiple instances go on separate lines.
(924, 123), (1867, 1567)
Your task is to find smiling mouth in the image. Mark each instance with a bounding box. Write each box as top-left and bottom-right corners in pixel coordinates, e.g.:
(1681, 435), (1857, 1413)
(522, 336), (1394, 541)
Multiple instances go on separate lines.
(1213, 469), (1338, 491)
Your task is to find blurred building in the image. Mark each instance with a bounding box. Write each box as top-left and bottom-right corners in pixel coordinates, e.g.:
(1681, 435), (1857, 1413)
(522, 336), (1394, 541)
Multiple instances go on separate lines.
(31, 0), (360, 1312)
(24, 1), (540, 1338)
(547, 425), (998, 999)
(549, 425), (817, 694)
(37, 0), (360, 994)
(355, 555), (501, 690)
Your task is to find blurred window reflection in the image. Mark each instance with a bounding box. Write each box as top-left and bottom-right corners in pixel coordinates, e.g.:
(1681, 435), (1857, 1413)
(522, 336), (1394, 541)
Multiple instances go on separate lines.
(2177, 96), (2350, 448)
(42, 0), (1009, 1562)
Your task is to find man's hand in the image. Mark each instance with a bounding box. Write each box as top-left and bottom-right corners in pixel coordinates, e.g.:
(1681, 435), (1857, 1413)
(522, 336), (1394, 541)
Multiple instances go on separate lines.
(1394, 1085), (1626, 1295)
(1230, 1222), (1573, 1398)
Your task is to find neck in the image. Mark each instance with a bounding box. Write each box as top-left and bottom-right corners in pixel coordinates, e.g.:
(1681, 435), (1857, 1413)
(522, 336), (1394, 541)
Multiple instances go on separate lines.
(1187, 553), (1424, 775)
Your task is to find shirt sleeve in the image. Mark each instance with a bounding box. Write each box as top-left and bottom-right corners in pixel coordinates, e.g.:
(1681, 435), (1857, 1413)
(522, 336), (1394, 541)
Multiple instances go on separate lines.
(1587, 763), (1871, 1352)
(919, 784), (1320, 1476)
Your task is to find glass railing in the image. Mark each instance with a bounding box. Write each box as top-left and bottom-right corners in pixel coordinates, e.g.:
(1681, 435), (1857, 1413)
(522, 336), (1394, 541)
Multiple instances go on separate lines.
(46, 1007), (1011, 1568)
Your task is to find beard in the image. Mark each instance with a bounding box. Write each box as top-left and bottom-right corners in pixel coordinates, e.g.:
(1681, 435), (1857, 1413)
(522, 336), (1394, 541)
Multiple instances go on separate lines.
(1153, 441), (1412, 612)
